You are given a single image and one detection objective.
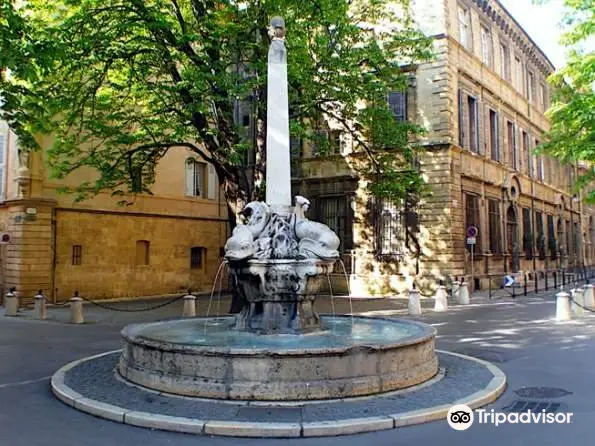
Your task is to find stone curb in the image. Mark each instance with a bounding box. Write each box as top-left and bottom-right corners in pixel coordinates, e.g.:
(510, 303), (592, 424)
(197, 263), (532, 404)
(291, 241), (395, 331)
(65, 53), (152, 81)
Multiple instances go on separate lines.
(51, 349), (506, 438)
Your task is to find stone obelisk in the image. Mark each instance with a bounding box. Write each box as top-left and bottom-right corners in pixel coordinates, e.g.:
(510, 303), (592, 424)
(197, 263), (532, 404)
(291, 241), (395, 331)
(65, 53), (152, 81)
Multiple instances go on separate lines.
(265, 17), (292, 209)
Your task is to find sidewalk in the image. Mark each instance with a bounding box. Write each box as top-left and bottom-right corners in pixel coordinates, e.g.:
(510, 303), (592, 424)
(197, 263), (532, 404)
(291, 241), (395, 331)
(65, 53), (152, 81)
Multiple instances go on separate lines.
(1, 286), (561, 326)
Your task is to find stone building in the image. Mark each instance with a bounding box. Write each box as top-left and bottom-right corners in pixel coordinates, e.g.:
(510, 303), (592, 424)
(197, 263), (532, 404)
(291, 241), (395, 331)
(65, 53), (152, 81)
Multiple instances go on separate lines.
(2, 0), (592, 303)
(0, 120), (228, 302)
(290, 0), (595, 295)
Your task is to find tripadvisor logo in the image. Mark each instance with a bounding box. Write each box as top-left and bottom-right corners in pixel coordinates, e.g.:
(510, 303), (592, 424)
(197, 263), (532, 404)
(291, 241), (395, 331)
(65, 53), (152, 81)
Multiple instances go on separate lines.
(447, 404), (474, 431)
(447, 404), (574, 430)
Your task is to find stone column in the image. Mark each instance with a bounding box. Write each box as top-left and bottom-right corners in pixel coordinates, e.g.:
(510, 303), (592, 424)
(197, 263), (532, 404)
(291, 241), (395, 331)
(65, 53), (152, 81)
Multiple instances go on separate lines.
(4, 198), (57, 305)
(408, 286), (422, 315)
(434, 284), (448, 312)
(265, 17), (291, 208)
(4, 289), (18, 316)
(571, 287), (584, 317)
(555, 291), (571, 321)
(34, 291), (47, 320)
(182, 294), (196, 317)
(458, 282), (470, 305)
(583, 284), (595, 309)
(70, 296), (84, 324)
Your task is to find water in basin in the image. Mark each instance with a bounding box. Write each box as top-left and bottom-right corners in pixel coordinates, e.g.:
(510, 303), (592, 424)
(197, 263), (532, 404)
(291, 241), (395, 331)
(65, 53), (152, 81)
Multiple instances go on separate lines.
(132, 316), (428, 351)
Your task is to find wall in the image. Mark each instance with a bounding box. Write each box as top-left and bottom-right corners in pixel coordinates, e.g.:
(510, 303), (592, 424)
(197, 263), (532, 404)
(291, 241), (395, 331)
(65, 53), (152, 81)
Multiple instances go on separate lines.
(53, 210), (227, 300)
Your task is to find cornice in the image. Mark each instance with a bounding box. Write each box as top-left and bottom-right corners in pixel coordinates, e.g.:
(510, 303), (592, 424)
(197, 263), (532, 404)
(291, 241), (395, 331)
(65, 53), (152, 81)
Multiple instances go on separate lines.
(472, 0), (556, 76)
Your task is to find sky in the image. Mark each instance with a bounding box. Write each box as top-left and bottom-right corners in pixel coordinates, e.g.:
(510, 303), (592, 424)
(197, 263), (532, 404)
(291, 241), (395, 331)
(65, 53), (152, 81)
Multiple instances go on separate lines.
(498, 0), (568, 69)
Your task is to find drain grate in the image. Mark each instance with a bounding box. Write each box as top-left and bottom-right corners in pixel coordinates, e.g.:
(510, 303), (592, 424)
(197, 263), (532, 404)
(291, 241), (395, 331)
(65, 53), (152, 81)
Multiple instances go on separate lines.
(502, 400), (562, 414)
(514, 387), (572, 399)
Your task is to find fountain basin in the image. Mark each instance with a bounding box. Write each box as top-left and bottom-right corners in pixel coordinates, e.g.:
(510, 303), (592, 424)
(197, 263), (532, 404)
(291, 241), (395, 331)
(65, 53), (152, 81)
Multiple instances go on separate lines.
(229, 258), (335, 334)
(118, 316), (438, 401)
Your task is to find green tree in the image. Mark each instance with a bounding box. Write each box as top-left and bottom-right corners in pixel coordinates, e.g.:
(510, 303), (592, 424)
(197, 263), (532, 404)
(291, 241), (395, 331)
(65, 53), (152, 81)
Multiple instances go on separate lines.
(536, 0), (595, 200)
(1, 0), (432, 222)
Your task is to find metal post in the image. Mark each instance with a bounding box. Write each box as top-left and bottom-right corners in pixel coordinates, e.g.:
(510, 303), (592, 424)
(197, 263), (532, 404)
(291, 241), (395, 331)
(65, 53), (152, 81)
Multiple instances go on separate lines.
(545, 270), (549, 291)
(562, 268), (566, 287)
(471, 244), (475, 292)
(534, 272), (538, 294)
(554, 270), (558, 289)
(512, 280), (516, 299)
(524, 274), (528, 296)
(489, 276), (492, 299)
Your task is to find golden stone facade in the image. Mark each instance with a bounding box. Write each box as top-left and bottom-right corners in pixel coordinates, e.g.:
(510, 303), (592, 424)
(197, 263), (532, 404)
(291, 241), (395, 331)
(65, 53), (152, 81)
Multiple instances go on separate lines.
(293, 0), (595, 295)
(0, 125), (228, 303)
(1, 0), (593, 302)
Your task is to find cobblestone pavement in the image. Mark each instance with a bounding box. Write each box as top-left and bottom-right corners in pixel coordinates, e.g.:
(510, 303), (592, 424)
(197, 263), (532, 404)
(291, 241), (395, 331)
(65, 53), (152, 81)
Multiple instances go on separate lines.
(1, 289), (594, 445)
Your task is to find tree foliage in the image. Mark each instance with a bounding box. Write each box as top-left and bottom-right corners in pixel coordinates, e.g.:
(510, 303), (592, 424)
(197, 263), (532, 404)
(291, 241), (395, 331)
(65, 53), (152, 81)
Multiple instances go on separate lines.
(0, 0), (432, 218)
(536, 0), (595, 200)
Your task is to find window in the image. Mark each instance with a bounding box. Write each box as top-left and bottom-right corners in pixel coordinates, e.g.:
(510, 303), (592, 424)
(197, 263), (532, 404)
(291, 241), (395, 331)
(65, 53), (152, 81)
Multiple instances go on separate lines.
(527, 70), (536, 103)
(499, 43), (510, 81)
(371, 197), (403, 258)
(72, 245), (82, 265)
(468, 96), (479, 153)
(522, 208), (533, 259)
(489, 109), (499, 161)
(318, 196), (353, 252)
(548, 215), (557, 260)
(136, 240), (150, 266)
(507, 121), (518, 170)
(185, 159), (205, 197)
(488, 199), (501, 254)
(458, 6), (472, 50)
(311, 129), (340, 156)
(514, 56), (523, 93)
(290, 135), (302, 159)
(0, 134), (4, 199)
(522, 130), (531, 176)
(480, 26), (492, 67)
(465, 193), (481, 252)
(190, 247), (206, 269)
(388, 91), (407, 122)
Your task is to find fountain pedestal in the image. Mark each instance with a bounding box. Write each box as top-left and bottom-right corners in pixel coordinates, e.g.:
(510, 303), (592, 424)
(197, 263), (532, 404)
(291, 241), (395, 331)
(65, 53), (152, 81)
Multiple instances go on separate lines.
(230, 259), (334, 334)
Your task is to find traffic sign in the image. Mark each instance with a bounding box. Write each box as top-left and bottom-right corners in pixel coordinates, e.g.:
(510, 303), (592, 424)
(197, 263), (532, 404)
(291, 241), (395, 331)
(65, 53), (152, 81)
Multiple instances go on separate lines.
(467, 226), (478, 238)
(466, 236), (476, 245)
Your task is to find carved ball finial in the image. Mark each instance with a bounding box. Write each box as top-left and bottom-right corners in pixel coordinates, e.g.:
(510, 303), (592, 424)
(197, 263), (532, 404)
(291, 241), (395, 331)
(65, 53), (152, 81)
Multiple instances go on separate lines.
(269, 16), (286, 39)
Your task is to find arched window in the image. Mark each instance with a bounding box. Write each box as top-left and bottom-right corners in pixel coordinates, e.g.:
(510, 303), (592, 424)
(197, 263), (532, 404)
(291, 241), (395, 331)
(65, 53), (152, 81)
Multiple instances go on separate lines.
(136, 240), (150, 265)
(185, 159), (205, 197)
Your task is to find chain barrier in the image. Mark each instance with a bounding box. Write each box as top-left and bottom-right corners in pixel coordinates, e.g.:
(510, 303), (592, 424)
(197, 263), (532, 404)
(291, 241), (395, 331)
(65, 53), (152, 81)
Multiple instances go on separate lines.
(75, 293), (186, 312)
(568, 295), (595, 313)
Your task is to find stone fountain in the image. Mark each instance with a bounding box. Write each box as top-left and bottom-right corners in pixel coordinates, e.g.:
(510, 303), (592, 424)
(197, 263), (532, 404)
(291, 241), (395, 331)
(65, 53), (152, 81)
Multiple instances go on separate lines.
(118, 17), (438, 401)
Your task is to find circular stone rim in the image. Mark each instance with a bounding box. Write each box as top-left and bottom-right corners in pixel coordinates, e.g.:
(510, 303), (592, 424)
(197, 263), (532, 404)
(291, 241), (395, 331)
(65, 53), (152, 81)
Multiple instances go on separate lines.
(51, 349), (507, 438)
(120, 315), (437, 355)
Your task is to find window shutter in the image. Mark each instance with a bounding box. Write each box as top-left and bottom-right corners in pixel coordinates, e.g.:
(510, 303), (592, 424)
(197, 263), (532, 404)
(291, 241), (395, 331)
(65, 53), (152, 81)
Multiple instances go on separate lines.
(207, 164), (217, 199)
(185, 160), (194, 196)
(458, 89), (465, 147)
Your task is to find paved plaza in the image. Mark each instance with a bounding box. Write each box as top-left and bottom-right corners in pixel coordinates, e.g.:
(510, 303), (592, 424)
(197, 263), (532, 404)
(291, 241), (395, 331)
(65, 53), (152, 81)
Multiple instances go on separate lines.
(1, 290), (595, 445)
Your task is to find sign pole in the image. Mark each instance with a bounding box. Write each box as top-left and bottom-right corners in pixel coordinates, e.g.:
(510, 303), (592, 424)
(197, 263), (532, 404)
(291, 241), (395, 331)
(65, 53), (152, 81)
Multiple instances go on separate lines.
(471, 243), (474, 291)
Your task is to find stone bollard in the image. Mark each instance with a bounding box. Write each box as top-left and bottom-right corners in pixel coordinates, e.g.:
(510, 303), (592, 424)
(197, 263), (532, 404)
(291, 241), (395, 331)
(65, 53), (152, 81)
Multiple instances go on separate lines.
(434, 283), (448, 312)
(70, 292), (84, 324)
(458, 282), (470, 305)
(571, 288), (585, 318)
(583, 284), (595, 310)
(555, 291), (571, 321)
(4, 288), (18, 317)
(182, 293), (196, 318)
(408, 285), (422, 316)
(34, 290), (47, 320)
(452, 278), (461, 300)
